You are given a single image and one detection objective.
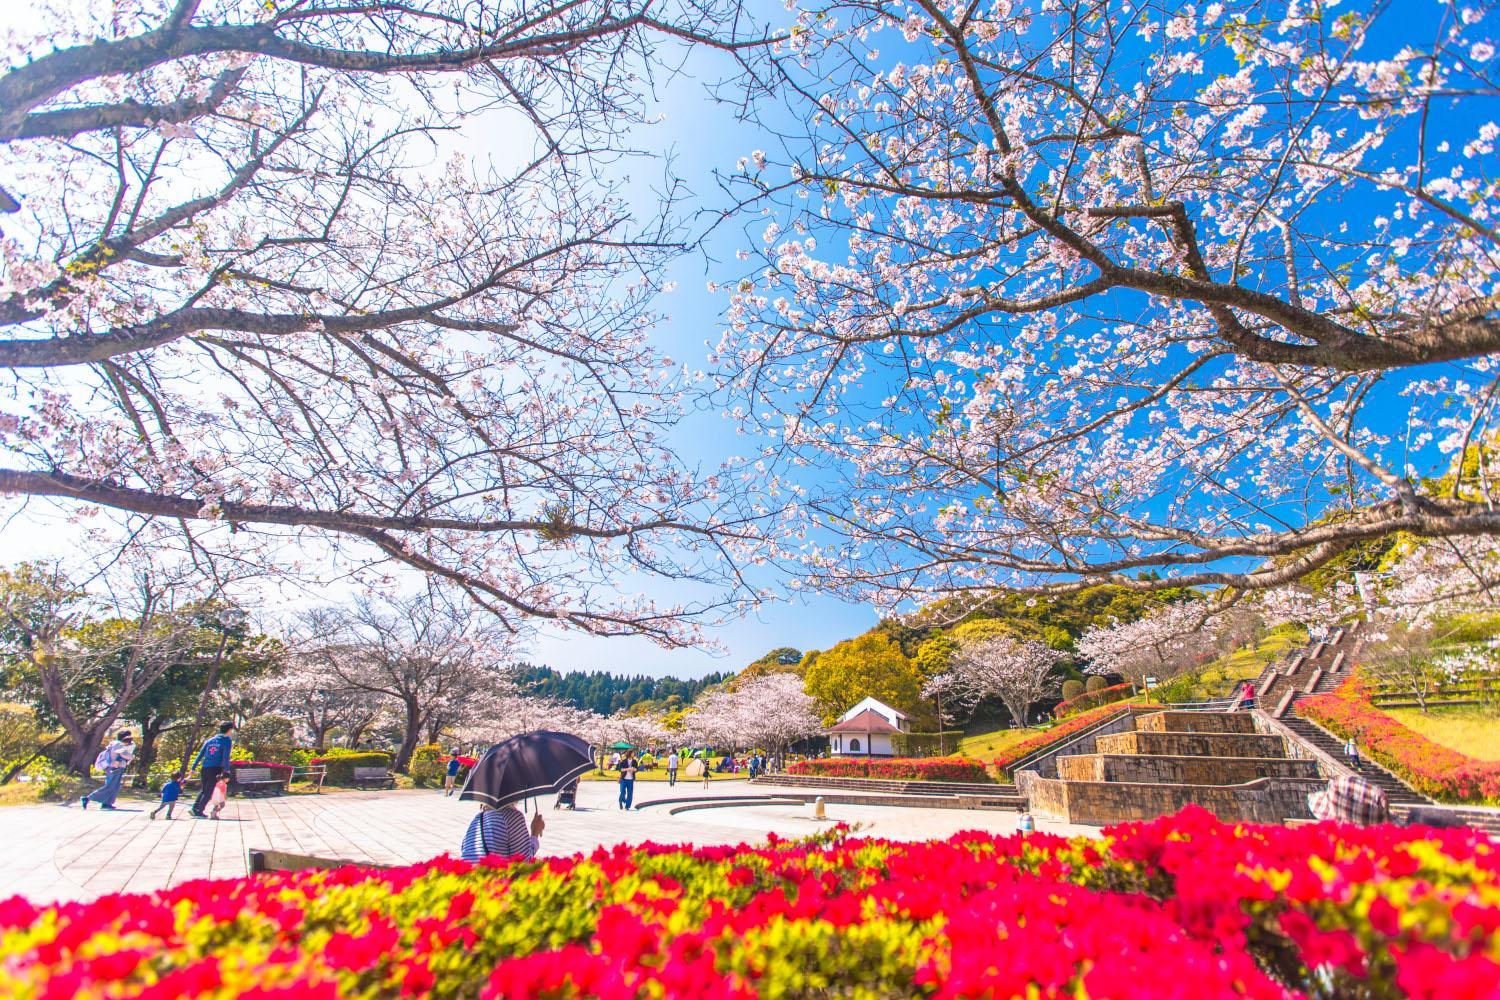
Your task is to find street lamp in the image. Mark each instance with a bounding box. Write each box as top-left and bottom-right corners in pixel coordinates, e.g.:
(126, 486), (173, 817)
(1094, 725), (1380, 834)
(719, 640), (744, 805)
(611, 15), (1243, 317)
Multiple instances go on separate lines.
(179, 605), (248, 771)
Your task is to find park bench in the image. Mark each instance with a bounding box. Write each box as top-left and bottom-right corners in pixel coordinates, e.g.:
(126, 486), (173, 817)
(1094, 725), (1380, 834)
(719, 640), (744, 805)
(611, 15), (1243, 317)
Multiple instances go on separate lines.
(247, 848), (388, 875)
(233, 767), (289, 798)
(352, 765), (395, 789)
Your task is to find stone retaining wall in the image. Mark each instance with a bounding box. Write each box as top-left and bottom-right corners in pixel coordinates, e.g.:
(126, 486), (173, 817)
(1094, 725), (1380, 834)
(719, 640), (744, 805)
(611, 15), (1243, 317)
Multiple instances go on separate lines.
(1135, 711), (1256, 735)
(1020, 773), (1324, 825)
(1056, 753), (1320, 785)
(1095, 730), (1285, 758)
(1015, 706), (1160, 779)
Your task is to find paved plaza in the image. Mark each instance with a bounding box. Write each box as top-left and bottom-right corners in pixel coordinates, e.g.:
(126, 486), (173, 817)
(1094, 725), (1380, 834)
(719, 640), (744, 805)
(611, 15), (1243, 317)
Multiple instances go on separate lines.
(0, 780), (1096, 903)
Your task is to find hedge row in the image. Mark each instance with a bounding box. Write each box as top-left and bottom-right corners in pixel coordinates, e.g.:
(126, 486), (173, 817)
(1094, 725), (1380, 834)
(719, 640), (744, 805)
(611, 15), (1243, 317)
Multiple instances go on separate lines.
(309, 752), (395, 786)
(1053, 682), (1133, 718)
(2, 807), (1496, 997)
(785, 755), (993, 783)
(1297, 676), (1500, 804)
(989, 700), (1137, 773)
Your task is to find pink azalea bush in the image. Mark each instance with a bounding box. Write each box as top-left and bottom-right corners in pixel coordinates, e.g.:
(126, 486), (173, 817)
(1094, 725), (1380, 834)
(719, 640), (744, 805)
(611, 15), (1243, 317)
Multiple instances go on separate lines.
(1298, 677), (1500, 804)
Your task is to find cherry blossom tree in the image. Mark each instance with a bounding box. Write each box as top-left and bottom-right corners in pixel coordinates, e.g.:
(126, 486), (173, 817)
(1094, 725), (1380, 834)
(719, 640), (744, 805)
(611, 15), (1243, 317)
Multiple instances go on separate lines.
(248, 661), (383, 752)
(939, 634), (1064, 728)
(1077, 601), (1220, 694)
(453, 689), (598, 750)
(684, 671), (819, 752)
(718, 0), (1500, 609)
(0, 0), (775, 645)
(295, 591), (515, 769)
(1375, 536), (1500, 622)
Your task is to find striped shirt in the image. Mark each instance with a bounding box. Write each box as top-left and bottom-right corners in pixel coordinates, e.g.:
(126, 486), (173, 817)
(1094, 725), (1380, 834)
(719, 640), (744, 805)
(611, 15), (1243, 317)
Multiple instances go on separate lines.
(461, 806), (538, 862)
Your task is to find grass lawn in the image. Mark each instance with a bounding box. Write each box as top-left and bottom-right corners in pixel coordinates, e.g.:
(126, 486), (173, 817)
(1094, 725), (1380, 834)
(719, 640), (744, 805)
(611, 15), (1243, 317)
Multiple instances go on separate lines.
(1385, 706), (1500, 761)
(1154, 627), (1308, 703)
(954, 726), (1040, 760)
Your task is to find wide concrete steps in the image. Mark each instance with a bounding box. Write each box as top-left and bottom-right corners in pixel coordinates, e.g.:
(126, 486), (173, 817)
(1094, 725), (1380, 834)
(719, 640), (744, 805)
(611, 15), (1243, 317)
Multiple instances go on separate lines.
(639, 789), (1026, 812)
(756, 774), (1011, 797)
(1279, 715), (1432, 807)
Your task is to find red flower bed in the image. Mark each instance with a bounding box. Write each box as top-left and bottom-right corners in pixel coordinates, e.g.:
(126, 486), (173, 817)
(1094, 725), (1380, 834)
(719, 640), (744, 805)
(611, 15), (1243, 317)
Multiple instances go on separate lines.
(1298, 676), (1500, 804)
(1, 807), (1496, 997)
(990, 701), (1137, 773)
(1054, 682), (1132, 718)
(786, 755), (992, 782)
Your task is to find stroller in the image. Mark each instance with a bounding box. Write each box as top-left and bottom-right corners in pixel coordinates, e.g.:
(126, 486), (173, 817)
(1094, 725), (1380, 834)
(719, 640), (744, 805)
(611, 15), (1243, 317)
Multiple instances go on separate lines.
(554, 779), (579, 810)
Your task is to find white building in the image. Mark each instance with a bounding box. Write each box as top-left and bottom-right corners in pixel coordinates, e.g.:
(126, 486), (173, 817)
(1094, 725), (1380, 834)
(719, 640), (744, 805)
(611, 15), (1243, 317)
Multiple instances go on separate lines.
(827, 697), (909, 757)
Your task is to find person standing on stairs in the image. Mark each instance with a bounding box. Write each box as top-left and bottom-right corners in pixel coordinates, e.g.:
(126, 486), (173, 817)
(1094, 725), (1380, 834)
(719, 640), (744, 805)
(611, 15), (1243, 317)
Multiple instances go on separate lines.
(1343, 734), (1363, 772)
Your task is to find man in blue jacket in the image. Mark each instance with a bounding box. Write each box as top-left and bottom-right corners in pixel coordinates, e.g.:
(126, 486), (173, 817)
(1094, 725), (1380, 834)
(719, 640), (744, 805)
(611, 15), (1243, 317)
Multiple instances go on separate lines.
(190, 722), (235, 818)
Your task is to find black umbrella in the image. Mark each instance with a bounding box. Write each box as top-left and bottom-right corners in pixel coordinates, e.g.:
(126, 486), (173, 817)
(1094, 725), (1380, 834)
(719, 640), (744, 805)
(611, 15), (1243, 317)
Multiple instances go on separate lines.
(458, 731), (594, 808)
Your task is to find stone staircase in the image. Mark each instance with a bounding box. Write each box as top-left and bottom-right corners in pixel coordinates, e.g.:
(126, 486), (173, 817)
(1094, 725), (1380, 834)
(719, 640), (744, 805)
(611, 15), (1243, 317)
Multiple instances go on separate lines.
(1019, 709), (1325, 825)
(1278, 714), (1432, 810)
(1248, 624), (1362, 717)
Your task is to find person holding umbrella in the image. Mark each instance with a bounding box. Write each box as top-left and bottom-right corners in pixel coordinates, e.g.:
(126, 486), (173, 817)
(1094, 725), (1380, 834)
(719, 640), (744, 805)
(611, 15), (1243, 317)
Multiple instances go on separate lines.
(462, 802), (545, 861)
(458, 730), (593, 861)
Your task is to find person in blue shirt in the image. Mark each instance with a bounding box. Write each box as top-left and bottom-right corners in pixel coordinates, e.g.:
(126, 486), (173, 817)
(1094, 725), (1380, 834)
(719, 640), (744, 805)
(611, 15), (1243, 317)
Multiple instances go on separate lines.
(190, 722), (235, 818)
(151, 771), (185, 820)
(444, 749), (463, 797)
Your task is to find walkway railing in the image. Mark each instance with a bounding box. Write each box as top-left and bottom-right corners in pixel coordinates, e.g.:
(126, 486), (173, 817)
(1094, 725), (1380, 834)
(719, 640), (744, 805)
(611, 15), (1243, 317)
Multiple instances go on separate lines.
(1004, 706), (1136, 778)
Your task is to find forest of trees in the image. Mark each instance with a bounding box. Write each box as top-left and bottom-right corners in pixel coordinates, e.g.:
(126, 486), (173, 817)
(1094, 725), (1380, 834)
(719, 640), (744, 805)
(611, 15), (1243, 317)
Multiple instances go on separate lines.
(511, 665), (733, 717)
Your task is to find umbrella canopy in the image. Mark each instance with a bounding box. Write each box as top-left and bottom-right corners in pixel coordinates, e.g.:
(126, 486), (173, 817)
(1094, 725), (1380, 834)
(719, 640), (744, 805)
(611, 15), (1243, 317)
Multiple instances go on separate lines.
(459, 731), (594, 808)
(1308, 774), (1390, 826)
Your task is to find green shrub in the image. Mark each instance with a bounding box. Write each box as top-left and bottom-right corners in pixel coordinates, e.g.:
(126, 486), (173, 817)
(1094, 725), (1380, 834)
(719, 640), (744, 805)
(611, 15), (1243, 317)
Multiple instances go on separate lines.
(1061, 679), (1084, 701)
(1085, 675), (1107, 693)
(24, 757), (73, 798)
(236, 715), (298, 762)
(409, 745), (444, 788)
(309, 751), (393, 785)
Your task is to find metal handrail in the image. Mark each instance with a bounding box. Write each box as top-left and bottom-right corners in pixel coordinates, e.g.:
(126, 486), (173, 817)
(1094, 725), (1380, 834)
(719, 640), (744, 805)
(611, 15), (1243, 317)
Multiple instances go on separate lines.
(289, 764), (328, 794)
(1157, 698), (1237, 711)
(1004, 705), (1137, 777)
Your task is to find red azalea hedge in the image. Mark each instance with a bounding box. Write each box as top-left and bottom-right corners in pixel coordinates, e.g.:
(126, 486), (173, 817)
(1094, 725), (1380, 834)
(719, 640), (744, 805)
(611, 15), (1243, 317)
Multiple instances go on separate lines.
(1054, 682), (1133, 718)
(785, 755), (993, 783)
(2, 807), (1498, 997)
(1297, 676), (1500, 804)
(990, 701), (1138, 773)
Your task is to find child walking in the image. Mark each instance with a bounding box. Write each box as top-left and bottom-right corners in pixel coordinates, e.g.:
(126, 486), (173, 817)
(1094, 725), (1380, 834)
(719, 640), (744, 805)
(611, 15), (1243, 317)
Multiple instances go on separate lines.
(208, 773), (230, 819)
(444, 749), (463, 796)
(150, 771), (184, 820)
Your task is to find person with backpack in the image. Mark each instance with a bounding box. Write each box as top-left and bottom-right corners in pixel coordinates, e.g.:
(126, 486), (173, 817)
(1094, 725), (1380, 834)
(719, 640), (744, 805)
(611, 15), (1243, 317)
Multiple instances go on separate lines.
(189, 722), (235, 818)
(81, 730), (134, 811)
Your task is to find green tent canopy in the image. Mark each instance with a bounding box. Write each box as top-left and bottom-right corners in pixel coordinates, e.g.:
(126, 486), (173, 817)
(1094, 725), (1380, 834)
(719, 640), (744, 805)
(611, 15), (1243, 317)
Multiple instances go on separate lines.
(608, 741), (636, 750)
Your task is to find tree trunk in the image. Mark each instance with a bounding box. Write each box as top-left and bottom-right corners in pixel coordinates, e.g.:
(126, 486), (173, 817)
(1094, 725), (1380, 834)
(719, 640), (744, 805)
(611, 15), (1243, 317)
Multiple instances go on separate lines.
(66, 715), (121, 775)
(131, 714), (168, 788)
(395, 699), (422, 771)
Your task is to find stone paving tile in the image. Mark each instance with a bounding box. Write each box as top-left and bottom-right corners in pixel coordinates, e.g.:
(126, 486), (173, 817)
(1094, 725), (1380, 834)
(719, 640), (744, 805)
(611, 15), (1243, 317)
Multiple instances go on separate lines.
(0, 780), (1096, 903)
